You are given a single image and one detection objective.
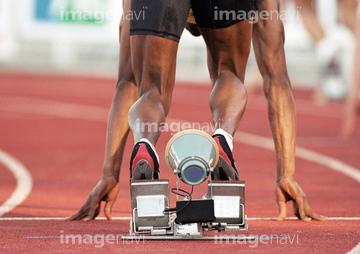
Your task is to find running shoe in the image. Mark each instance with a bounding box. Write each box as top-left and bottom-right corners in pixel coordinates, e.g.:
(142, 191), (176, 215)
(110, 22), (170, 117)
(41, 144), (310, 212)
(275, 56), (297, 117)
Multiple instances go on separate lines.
(130, 142), (159, 180)
(212, 134), (239, 180)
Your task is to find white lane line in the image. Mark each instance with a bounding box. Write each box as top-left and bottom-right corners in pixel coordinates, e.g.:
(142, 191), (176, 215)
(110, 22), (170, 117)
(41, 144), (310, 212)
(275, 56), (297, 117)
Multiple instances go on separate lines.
(247, 217), (360, 221)
(295, 147), (360, 183)
(0, 217), (132, 221)
(0, 93), (345, 122)
(167, 118), (360, 185)
(0, 150), (33, 216)
(347, 242), (360, 254)
(236, 132), (360, 184)
(0, 216), (359, 221)
(1, 96), (360, 217)
(0, 95), (108, 122)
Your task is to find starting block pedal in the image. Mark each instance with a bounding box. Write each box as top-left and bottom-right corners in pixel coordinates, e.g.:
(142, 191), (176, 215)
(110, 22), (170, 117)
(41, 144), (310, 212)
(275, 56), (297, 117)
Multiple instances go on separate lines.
(206, 180), (247, 231)
(130, 180), (173, 235)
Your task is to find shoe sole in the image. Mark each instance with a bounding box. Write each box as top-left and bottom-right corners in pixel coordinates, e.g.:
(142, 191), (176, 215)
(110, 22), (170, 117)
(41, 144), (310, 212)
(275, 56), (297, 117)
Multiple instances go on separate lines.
(212, 156), (239, 180)
(131, 159), (154, 181)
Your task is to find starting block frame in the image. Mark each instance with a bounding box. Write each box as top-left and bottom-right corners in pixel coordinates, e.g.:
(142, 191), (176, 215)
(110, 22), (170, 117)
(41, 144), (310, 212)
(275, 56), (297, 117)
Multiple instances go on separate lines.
(130, 180), (172, 235)
(123, 179), (253, 241)
(208, 180), (247, 231)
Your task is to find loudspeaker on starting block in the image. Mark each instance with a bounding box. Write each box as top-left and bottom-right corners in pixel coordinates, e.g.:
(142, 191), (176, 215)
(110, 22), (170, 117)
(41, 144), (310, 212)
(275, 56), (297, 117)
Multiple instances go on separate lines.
(165, 129), (219, 185)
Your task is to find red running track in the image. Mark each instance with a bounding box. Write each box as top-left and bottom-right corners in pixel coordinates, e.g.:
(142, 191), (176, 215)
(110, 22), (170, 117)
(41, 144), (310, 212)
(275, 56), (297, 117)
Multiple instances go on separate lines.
(0, 72), (360, 253)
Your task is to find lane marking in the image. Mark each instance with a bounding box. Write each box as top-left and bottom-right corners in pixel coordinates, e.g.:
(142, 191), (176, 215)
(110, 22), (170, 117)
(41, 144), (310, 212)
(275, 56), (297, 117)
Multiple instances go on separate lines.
(295, 147), (360, 183)
(235, 132), (360, 184)
(166, 117), (360, 184)
(0, 217), (132, 221)
(1, 216), (360, 221)
(1, 96), (360, 218)
(23, 236), (285, 240)
(347, 242), (360, 254)
(3, 98), (357, 183)
(0, 95), (108, 122)
(0, 150), (33, 216)
(247, 217), (360, 221)
(0, 93), (347, 122)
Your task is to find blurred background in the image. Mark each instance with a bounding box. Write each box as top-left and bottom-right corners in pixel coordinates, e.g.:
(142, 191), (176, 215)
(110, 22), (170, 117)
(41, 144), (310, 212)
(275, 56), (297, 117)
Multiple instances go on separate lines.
(0, 0), (357, 94)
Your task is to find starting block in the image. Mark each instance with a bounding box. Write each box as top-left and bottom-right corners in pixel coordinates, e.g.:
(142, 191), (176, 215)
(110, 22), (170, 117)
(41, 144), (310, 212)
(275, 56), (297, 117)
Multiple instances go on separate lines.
(207, 180), (247, 231)
(122, 130), (254, 241)
(130, 180), (172, 235)
(124, 179), (251, 241)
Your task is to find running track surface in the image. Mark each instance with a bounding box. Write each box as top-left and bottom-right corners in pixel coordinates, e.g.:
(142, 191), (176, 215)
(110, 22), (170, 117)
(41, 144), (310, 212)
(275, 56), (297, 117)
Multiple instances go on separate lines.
(0, 72), (359, 253)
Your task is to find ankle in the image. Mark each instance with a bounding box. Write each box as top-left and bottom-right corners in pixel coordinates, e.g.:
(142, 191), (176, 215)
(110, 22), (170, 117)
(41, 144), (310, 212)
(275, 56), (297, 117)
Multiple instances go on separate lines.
(213, 129), (233, 151)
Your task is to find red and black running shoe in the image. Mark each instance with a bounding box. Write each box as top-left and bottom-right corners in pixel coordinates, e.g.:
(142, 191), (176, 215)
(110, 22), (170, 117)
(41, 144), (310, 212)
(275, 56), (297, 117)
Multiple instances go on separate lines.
(212, 134), (239, 180)
(129, 142), (159, 180)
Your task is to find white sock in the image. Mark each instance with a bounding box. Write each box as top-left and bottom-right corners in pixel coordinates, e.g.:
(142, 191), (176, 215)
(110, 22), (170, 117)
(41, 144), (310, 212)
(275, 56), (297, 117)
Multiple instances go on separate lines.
(214, 129), (233, 151)
(138, 138), (159, 163)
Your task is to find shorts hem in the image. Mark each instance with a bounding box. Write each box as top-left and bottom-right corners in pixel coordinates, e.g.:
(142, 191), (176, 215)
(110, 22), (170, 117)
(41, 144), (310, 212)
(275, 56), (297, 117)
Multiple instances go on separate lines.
(130, 29), (181, 42)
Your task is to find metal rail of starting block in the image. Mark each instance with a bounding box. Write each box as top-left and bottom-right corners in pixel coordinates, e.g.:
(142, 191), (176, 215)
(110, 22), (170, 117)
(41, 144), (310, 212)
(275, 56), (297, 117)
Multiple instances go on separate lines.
(122, 179), (254, 241)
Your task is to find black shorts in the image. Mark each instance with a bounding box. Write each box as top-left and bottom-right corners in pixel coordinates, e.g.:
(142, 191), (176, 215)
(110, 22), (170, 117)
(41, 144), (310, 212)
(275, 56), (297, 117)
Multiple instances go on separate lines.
(130, 0), (254, 42)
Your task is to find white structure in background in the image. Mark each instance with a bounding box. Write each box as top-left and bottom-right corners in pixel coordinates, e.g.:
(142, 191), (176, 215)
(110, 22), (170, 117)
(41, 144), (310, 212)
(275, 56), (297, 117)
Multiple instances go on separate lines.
(0, 0), (355, 86)
(0, 0), (16, 62)
(317, 0), (355, 72)
(0, 0), (122, 75)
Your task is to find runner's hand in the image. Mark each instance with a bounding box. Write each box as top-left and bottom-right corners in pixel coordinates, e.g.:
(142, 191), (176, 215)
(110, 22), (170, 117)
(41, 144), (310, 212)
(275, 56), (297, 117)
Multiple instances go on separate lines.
(275, 177), (328, 221)
(66, 176), (119, 221)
